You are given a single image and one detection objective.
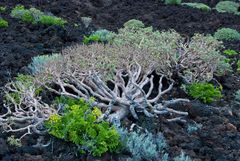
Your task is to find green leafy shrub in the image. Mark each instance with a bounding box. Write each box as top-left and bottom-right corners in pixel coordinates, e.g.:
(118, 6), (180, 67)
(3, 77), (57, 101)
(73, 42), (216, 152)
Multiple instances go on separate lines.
(83, 29), (112, 44)
(11, 5), (66, 26)
(182, 3), (211, 12)
(165, 0), (182, 5)
(215, 1), (240, 14)
(118, 128), (168, 161)
(39, 15), (67, 26)
(45, 98), (121, 156)
(223, 49), (238, 56)
(214, 28), (240, 41)
(0, 6), (6, 13)
(187, 83), (222, 103)
(174, 152), (195, 161)
(0, 19), (8, 28)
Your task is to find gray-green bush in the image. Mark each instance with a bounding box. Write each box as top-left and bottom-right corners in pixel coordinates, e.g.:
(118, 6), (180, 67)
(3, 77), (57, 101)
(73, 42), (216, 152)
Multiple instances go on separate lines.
(165, 0), (182, 5)
(214, 28), (240, 41)
(215, 1), (240, 14)
(182, 3), (211, 12)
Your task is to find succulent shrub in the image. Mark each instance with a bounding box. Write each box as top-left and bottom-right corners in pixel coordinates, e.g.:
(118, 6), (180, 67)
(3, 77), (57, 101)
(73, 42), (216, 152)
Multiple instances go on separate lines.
(223, 49), (238, 56)
(165, 0), (182, 5)
(187, 122), (202, 134)
(83, 29), (112, 44)
(182, 3), (211, 12)
(187, 83), (222, 103)
(214, 28), (240, 41)
(215, 1), (240, 14)
(81, 17), (92, 28)
(174, 152), (195, 161)
(118, 128), (168, 161)
(45, 98), (121, 156)
(28, 54), (61, 74)
(11, 5), (66, 26)
(110, 19), (231, 82)
(0, 19), (8, 28)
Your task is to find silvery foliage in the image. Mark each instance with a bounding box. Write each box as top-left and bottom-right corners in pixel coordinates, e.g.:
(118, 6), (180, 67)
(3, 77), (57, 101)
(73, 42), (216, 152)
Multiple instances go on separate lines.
(174, 151), (195, 161)
(235, 90), (240, 104)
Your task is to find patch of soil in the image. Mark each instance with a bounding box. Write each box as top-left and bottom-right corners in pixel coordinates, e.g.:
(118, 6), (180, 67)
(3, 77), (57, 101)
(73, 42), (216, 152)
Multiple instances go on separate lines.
(0, 0), (240, 161)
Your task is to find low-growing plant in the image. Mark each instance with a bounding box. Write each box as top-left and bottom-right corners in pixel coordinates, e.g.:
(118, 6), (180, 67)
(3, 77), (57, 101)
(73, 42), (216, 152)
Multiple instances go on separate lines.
(214, 28), (240, 41)
(223, 49), (238, 56)
(0, 19), (8, 28)
(237, 60), (240, 73)
(174, 151), (195, 161)
(45, 98), (121, 156)
(165, 0), (182, 5)
(187, 122), (202, 134)
(7, 135), (22, 147)
(11, 5), (66, 26)
(187, 83), (222, 103)
(182, 3), (211, 12)
(28, 54), (61, 74)
(39, 15), (67, 26)
(81, 16), (92, 28)
(118, 128), (168, 161)
(215, 1), (240, 14)
(83, 29), (112, 44)
(235, 90), (240, 104)
(0, 6), (6, 13)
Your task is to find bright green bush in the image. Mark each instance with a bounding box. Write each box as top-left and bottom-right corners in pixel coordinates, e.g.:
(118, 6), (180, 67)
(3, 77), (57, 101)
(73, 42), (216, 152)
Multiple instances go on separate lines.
(39, 15), (67, 26)
(165, 0), (182, 5)
(237, 60), (240, 73)
(182, 3), (211, 12)
(187, 83), (222, 103)
(214, 28), (240, 41)
(215, 1), (240, 14)
(0, 19), (8, 28)
(45, 98), (121, 156)
(11, 5), (66, 26)
(223, 49), (238, 56)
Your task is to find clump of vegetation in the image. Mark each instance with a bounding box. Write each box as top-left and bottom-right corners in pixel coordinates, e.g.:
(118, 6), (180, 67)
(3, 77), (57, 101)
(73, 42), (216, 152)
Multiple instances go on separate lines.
(182, 3), (211, 12)
(187, 122), (202, 134)
(237, 60), (240, 73)
(28, 54), (61, 74)
(10, 5), (66, 26)
(45, 98), (121, 156)
(223, 49), (238, 56)
(214, 28), (240, 41)
(83, 29), (112, 44)
(235, 90), (240, 104)
(215, 1), (240, 14)
(165, 0), (182, 5)
(110, 19), (231, 82)
(7, 135), (22, 147)
(118, 128), (168, 161)
(81, 16), (92, 28)
(0, 18), (8, 28)
(174, 151), (195, 161)
(187, 83), (222, 103)
(0, 6), (6, 13)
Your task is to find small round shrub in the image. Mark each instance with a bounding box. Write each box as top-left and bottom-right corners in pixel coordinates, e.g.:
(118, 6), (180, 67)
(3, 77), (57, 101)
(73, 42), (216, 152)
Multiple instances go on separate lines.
(39, 15), (67, 26)
(182, 3), (211, 12)
(187, 83), (222, 103)
(215, 1), (240, 14)
(0, 19), (8, 28)
(223, 49), (238, 56)
(214, 28), (240, 41)
(165, 0), (182, 5)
